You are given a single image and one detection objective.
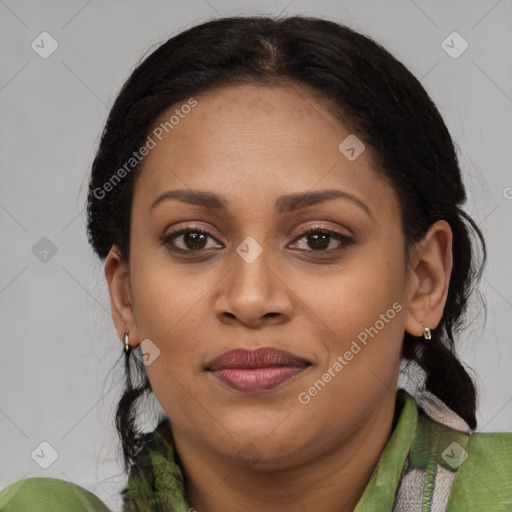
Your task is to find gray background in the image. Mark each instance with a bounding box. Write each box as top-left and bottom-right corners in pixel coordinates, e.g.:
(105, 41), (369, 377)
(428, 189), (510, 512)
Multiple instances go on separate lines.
(1, 1), (511, 510)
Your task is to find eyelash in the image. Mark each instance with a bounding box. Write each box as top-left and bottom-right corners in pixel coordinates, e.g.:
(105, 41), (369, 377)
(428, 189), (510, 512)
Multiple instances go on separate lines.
(160, 224), (353, 255)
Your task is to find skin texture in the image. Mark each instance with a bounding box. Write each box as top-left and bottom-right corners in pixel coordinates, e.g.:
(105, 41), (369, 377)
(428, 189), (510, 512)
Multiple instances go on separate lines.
(104, 83), (453, 512)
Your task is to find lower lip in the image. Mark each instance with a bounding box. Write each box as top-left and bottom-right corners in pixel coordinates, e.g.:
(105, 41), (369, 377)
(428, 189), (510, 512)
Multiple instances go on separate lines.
(210, 366), (306, 393)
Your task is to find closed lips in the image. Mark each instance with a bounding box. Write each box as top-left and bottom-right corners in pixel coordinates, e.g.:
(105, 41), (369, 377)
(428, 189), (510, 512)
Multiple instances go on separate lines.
(206, 347), (311, 393)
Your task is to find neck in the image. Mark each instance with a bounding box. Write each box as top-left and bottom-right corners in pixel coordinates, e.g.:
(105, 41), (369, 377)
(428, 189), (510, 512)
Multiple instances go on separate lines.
(172, 391), (399, 512)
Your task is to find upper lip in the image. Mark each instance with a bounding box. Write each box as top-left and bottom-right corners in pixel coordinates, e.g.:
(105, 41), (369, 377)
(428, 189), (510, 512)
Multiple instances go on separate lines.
(206, 347), (310, 371)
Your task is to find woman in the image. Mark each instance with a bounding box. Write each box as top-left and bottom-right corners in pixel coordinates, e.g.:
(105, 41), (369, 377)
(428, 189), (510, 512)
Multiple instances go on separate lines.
(1, 15), (510, 512)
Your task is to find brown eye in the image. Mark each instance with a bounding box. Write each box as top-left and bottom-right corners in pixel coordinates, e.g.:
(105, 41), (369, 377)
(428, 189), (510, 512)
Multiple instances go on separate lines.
(290, 228), (353, 253)
(180, 231), (208, 250)
(161, 228), (223, 252)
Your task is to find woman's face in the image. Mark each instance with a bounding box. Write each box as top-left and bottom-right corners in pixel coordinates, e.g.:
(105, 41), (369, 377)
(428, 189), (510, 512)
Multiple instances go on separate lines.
(107, 83), (437, 470)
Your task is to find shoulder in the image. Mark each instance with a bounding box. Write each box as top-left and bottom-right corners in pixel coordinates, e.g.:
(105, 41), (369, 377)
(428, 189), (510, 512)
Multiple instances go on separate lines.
(447, 432), (512, 511)
(397, 390), (512, 511)
(0, 477), (111, 511)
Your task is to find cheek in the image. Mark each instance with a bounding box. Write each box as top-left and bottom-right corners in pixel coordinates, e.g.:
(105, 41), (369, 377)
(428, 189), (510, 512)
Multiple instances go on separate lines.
(129, 243), (226, 392)
(301, 242), (406, 395)
(130, 240), (207, 335)
(294, 262), (405, 441)
(306, 243), (404, 338)
(131, 259), (209, 429)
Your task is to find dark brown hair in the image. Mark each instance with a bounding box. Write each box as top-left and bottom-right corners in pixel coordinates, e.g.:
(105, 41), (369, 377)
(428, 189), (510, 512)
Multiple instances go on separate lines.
(86, 15), (486, 474)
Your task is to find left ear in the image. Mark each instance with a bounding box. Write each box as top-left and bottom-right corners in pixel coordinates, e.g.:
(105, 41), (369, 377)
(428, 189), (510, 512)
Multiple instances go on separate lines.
(404, 219), (453, 338)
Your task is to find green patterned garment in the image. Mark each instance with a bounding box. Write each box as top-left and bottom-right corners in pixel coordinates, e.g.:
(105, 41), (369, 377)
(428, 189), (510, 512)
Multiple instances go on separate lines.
(1, 389), (511, 511)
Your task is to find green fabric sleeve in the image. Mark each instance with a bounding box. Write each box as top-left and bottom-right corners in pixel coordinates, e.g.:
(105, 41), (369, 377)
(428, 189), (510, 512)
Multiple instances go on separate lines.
(0, 477), (111, 511)
(447, 432), (512, 511)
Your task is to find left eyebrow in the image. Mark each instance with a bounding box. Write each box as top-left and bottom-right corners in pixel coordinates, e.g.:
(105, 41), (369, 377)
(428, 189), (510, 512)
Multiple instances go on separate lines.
(149, 188), (372, 219)
(275, 189), (372, 218)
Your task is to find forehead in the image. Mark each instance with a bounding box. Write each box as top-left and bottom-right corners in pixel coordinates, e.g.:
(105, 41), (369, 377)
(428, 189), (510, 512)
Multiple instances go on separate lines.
(132, 84), (398, 220)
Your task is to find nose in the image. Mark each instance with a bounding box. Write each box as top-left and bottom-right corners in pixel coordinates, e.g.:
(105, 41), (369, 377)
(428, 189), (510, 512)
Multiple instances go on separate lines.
(214, 246), (294, 328)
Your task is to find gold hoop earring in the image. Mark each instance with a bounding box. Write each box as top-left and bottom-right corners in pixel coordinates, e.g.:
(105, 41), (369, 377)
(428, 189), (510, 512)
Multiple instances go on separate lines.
(124, 331), (132, 355)
(420, 322), (432, 340)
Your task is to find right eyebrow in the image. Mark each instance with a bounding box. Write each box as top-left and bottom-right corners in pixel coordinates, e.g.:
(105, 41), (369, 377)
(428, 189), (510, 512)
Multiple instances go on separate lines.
(150, 189), (226, 213)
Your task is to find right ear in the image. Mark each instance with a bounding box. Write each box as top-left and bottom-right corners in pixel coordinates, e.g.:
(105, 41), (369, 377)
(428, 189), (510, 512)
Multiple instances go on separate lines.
(104, 245), (140, 349)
